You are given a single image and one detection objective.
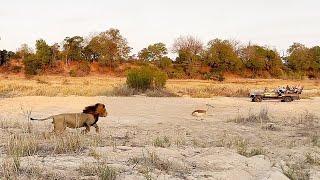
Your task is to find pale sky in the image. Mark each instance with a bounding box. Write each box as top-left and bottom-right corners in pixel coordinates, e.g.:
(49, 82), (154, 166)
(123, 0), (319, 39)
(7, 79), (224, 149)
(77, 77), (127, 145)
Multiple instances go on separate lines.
(0, 0), (319, 56)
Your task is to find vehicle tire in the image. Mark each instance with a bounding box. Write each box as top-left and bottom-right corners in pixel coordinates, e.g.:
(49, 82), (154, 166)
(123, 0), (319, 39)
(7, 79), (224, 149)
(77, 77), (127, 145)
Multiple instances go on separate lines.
(283, 97), (292, 102)
(254, 96), (262, 102)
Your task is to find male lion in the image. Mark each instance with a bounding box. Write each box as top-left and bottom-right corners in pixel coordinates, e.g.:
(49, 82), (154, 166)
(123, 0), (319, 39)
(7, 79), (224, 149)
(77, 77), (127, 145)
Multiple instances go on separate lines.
(30, 103), (107, 134)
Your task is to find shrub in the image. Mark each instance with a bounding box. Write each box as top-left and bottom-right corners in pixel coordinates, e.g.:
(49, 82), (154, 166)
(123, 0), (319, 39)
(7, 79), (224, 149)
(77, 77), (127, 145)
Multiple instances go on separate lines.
(69, 62), (91, 77)
(153, 136), (171, 148)
(126, 67), (153, 90)
(270, 68), (284, 78)
(110, 84), (136, 96)
(35, 77), (50, 84)
(23, 54), (42, 76)
(159, 57), (172, 70)
(126, 67), (167, 91)
(47, 63), (64, 74)
(169, 66), (185, 79)
(153, 70), (167, 89)
(212, 72), (225, 82)
(10, 65), (22, 73)
(69, 70), (77, 77)
(78, 163), (117, 179)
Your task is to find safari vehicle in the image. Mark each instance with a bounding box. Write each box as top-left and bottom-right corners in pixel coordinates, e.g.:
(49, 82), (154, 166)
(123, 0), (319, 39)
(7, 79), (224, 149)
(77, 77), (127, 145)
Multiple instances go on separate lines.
(250, 85), (303, 102)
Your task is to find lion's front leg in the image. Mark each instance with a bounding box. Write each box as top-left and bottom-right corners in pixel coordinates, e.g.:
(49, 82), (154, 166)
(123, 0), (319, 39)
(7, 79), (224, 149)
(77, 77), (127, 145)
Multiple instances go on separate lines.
(82, 125), (90, 134)
(92, 124), (100, 133)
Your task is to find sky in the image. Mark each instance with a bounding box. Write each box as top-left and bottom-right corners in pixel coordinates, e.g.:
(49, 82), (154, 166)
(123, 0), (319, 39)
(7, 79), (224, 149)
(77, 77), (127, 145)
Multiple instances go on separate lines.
(0, 0), (319, 57)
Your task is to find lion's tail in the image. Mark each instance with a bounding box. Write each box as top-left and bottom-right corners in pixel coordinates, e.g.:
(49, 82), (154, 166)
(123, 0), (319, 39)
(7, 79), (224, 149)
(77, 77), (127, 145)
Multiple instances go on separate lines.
(30, 116), (52, 121)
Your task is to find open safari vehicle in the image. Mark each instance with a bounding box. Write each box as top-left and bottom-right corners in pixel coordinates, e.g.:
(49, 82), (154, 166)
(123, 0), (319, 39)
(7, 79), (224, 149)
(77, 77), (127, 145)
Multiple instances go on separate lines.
(249, 85), (303, 102)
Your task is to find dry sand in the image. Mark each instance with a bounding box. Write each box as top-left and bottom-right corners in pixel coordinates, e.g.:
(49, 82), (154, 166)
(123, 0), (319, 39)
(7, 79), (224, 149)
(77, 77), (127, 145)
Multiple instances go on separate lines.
(1, 96), (320, 179)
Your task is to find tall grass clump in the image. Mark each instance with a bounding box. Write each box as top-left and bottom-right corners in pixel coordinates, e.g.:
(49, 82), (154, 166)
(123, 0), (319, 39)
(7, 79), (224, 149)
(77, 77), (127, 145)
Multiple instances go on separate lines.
(281, 162), (310, 180)
(126, 67), (167, 91)
(53, 133), (85, 154)
(153, 136), (171, 148)
(5, 134), (40, 173)
(6, 134), (39, 157)
(78, 163), (117, 180)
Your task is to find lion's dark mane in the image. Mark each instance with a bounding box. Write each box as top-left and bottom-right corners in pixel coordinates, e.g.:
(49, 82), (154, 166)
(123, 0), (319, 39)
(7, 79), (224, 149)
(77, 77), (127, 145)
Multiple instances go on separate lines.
(83, 103), (101, 125)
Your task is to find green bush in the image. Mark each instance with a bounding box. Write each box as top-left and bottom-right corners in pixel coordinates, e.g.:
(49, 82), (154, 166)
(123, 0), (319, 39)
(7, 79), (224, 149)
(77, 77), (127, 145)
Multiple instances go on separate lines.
(23, 54), (42, 76)
(126, 67), (153, 90)
(154, 70), (168, 89)
(159, 57), (172, 70)
(269, 68), (284, 78)
(126, 67), (167, 91)
(284, 71), (306, 80)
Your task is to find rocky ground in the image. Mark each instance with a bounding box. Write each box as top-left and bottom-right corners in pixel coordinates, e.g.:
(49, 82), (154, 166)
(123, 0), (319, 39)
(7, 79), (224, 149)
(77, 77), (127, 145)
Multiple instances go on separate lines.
(0, 96), (320, 179)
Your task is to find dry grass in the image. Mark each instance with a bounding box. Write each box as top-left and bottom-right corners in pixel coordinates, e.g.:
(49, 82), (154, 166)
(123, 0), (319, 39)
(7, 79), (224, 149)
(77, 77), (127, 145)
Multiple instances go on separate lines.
(4, 130), (103, 157)
(130, 150), (177, 175)
(35, 77), (51, 85)
(53, 133), (86, 154)
(0, 116), (110, 179)
(1, 75), (320, 98)
(1, 157), (20, 179)
(110, 84), (178, 97)
(0, 129), (108, 178)
(293, 111), (320, 146)
(109, 84), (137, 96)
(228, 106), (271, 125)
(281, 162), (310, 180)
(0, 76), (122, 97)
(217, 133), (266, 157)
(0, 159), (67, 180)
(61, 79), (70, 85)
(6, 134), (40, 157)
(167, 78), (320, 98)
(305, 153), (320, 166)
(129, 150), (190, 179)
(1, 77), (320, 179)
(0, 116), (22, 129)
(78, 162), (117, 180)
(248, 147), (266, 157)
(175, 137), (187, 147)
(153, 136), (171, 148)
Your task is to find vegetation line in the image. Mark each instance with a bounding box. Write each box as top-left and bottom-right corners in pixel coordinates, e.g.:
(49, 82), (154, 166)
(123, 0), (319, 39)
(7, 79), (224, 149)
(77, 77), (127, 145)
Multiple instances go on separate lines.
(1, 29), (319, 80)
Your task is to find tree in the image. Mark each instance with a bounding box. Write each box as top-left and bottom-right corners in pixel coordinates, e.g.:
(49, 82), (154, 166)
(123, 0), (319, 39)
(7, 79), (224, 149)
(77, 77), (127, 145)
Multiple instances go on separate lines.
(23, 54), (42, 75)
(138, 42), (168, 66)
(172, 36), (203, 64)
(51, 43), (60, 64)
(7, 51), (16, 59)
(35, 39), (52, 66)
(172, 36), (203, 77)
(159, 56), (173, 70)
(203, 39), (242, 72)
(88, 28), (131, 68)
(241, 45), (266, 71)
(0, 50), (9, 66)
(286, 43), (311, 71)
(309, 46), (320, 70)
(82, 45), (96, 62)
(16, 43), (33, 60)
(240, 44), (283, 77)
(172, 35), (203, 56)
(265, 49), (283, 70)
(63, 36), (84, 66)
